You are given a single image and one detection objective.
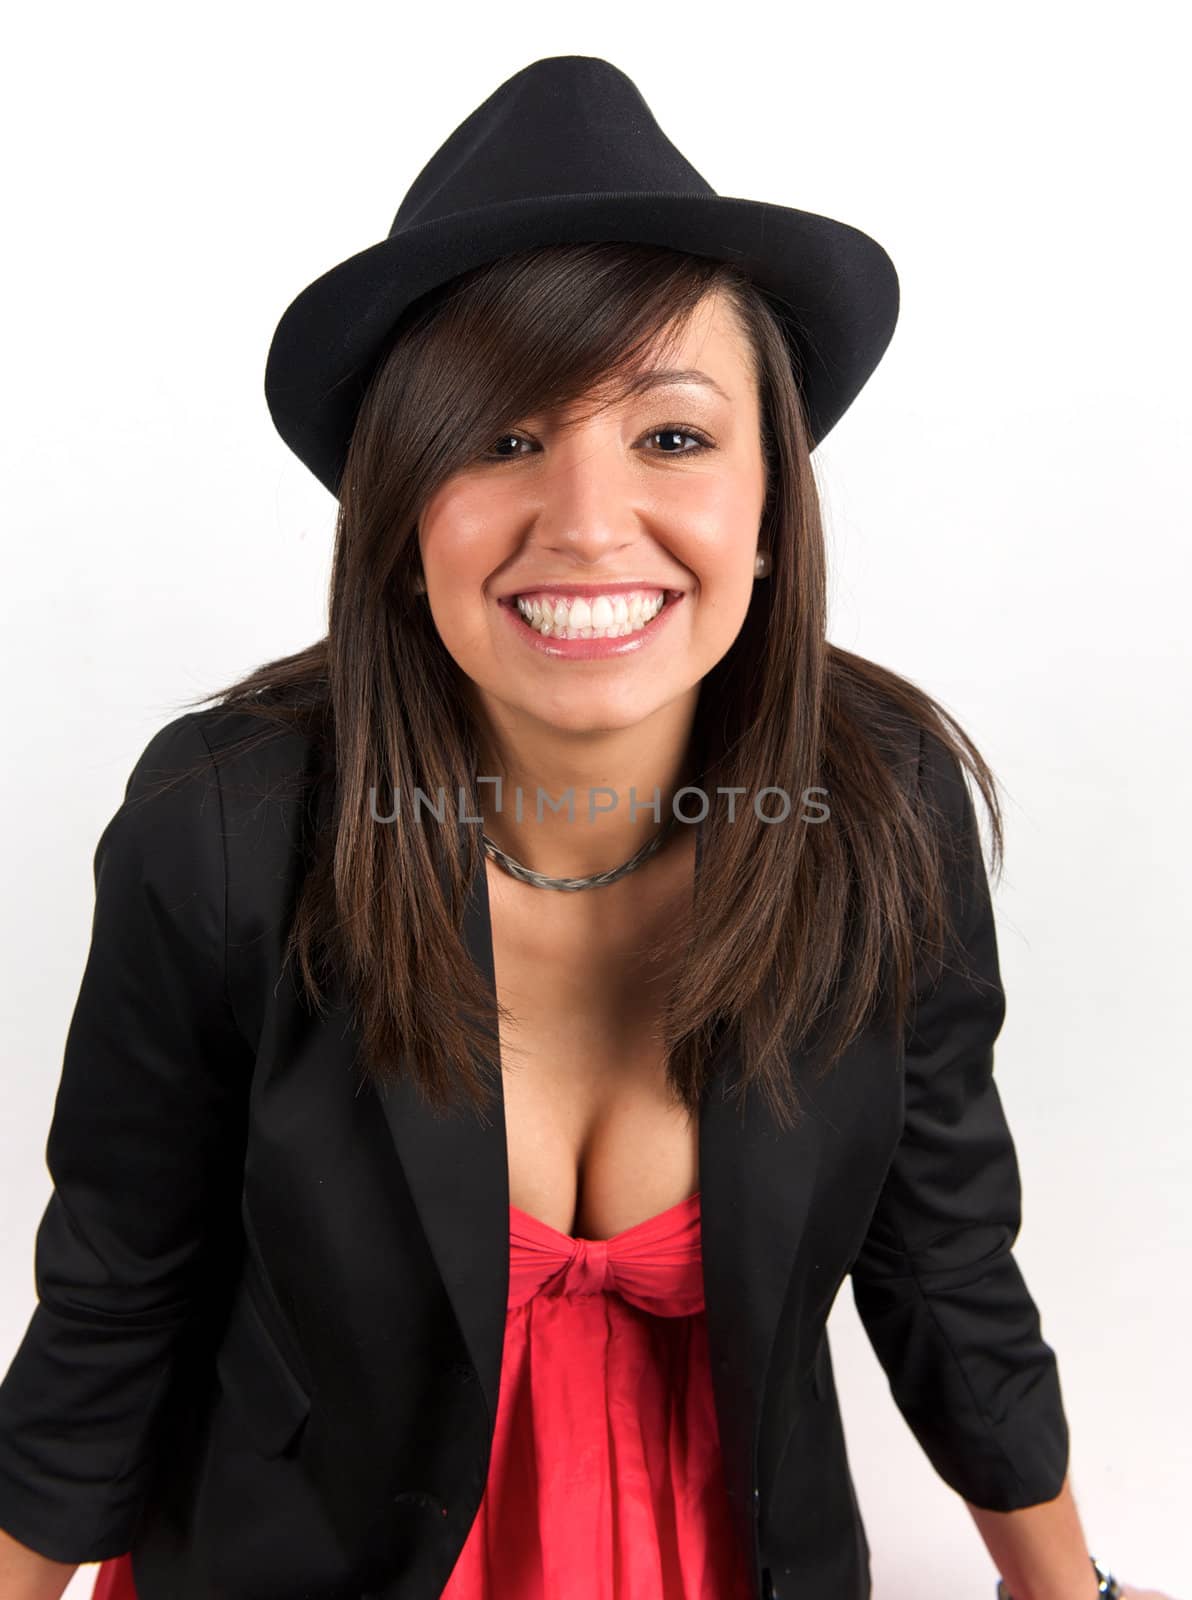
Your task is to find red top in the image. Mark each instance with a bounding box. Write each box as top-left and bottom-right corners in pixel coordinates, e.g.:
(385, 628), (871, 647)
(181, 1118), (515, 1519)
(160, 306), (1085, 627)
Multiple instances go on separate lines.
(91, 1189), (753, 1600)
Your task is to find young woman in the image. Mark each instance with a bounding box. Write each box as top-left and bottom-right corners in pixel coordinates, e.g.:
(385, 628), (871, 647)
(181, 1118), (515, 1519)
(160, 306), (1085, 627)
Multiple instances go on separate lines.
(0, 52), (1156, 1600)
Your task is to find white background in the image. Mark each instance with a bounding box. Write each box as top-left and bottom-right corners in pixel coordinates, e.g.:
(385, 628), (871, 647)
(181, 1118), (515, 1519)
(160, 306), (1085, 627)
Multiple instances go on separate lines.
(1, 3), (1188, 1597)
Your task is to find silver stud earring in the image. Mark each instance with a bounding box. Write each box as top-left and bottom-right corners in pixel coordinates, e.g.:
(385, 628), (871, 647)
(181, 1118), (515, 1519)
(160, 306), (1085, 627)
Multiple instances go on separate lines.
(754, 549), (771, 579)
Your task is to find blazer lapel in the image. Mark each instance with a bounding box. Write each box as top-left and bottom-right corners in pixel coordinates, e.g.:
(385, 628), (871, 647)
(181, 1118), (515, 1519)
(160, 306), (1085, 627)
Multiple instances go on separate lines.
(372, 843), (511, 1432)
(372, 817), (821, 1566)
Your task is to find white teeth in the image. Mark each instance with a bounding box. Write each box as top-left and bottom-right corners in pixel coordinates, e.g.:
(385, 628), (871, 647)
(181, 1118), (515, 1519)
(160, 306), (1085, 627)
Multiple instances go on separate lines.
(513, 591), (667, 639)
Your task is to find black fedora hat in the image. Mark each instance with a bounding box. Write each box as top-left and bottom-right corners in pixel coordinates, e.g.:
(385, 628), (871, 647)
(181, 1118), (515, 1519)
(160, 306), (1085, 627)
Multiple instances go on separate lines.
(264, 54), (900, 499)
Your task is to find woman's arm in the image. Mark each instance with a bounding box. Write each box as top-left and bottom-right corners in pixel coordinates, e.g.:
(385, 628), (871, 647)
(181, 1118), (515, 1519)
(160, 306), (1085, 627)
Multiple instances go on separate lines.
(0, 713), (254, 1562)
(0, 1523), (78, 1600)
(850, 728), (1070, 1510)
(966, 1473), (1100, 1600)
(853, 735), (1172, 1599)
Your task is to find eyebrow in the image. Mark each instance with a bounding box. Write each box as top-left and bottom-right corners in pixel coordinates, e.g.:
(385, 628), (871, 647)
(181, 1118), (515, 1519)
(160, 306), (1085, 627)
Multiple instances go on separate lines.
(629, 368), (733, 404)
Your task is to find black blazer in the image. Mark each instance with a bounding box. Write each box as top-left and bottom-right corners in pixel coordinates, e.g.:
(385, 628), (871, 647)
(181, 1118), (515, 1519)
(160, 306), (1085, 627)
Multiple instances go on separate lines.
(0, 705), (1070, 1600)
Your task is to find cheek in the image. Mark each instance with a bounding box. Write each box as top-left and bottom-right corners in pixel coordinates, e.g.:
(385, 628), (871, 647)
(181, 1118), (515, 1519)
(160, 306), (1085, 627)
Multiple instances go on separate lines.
(425, 596), (494, 672)
(670, 475), (766, 567)
(685, 528), (763, 609)
(418, 484), (507, 585)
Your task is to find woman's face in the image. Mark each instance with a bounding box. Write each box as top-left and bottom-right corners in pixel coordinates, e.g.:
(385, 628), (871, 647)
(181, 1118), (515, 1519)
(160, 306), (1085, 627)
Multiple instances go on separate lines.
(416, 292), (769, 742)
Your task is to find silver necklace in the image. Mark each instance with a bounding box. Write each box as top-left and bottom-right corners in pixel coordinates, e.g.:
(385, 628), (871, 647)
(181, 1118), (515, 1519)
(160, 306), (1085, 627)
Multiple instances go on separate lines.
(481, 814), (678, 891)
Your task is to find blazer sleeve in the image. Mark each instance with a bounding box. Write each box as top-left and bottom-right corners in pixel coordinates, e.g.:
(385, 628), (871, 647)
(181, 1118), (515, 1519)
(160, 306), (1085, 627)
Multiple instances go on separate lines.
(0, 711), (254, 1563)
(848, 727), (1071, 1511)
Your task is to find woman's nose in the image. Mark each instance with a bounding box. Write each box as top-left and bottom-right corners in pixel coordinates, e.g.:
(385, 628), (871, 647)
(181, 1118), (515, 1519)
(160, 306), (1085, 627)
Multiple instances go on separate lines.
(523, 434), (645, 556)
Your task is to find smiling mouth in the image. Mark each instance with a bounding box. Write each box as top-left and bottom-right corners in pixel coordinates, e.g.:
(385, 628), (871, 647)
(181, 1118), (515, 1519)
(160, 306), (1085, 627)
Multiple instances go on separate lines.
(500, 588), (682, 640)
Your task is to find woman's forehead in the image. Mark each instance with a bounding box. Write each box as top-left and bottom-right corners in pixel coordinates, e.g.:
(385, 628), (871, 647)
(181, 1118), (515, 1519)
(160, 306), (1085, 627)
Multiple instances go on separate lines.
(553, 306), (755, 417)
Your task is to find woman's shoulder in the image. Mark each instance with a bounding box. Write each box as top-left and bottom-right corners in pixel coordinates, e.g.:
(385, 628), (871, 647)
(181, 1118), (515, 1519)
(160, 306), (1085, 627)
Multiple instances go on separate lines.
(828, 649), (975, 824)
(131, 697), (320, 792)
(189, 699), (323, 798)
(110, 699), (325, 882)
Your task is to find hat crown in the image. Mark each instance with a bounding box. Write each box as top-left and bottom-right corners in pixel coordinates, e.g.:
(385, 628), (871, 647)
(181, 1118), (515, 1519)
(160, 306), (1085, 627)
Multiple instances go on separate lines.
(390, 55), (715, 235)
(265, 53), (901, 496)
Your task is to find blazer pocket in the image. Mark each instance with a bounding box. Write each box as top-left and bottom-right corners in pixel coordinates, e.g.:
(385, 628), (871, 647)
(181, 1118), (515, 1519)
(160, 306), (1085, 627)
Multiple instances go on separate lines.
(215, 1271), (312, 1458)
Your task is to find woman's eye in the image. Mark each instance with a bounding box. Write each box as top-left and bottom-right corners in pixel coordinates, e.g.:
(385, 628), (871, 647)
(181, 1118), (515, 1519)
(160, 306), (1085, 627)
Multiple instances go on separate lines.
(482, 425), (712, 461)
(486, 435), (529, 459)
(644, 426), (712, 455)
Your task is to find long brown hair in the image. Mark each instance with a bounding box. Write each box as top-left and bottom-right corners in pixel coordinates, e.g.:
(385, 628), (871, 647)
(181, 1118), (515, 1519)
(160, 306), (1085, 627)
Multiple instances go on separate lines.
(181, 241), (1003, 1132)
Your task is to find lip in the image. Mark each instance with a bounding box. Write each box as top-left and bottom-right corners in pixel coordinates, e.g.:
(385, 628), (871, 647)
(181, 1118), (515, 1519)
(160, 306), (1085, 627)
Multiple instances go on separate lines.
(497, 590), (685, 660)
(495, 581), (685, 601)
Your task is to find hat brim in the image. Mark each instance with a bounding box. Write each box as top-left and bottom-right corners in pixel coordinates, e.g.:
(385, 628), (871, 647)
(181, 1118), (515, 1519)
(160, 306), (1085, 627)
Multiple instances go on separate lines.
(264, 190), (899, 497)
